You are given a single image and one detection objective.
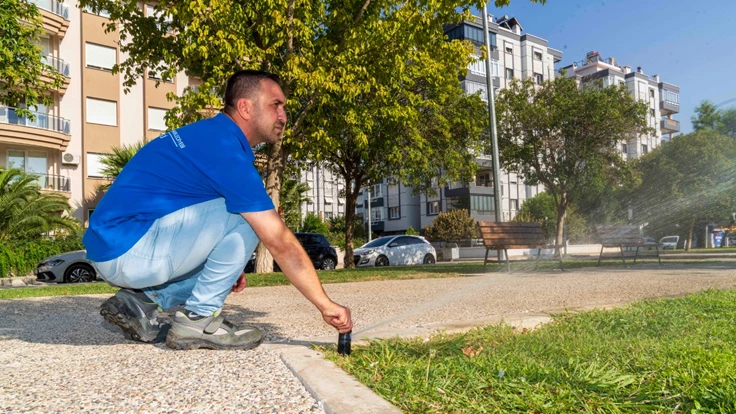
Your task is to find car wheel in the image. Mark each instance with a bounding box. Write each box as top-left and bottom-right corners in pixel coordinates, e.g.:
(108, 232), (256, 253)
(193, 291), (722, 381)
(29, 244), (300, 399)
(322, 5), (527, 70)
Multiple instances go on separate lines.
(320, 257), (337, 270)
(65, 264), (96, 283)
(423, 254), (436, 265)
(375, 255), (389, 267)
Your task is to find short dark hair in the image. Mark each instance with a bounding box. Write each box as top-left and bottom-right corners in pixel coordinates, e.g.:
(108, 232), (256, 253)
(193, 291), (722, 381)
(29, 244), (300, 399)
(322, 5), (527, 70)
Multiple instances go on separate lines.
(224, 70), (281, 113)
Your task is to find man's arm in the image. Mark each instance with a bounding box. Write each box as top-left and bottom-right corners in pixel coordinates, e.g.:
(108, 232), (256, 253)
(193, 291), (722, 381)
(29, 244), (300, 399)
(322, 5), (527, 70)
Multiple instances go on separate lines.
(241, 209), (353, 333)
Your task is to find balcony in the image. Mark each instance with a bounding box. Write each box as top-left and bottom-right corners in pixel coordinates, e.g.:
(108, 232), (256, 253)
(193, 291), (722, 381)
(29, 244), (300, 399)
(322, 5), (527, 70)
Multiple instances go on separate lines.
(660, 118), (680, 134)
(35, 173), (71, 195)
(660, 99), (680, 115)
(41, 55), (71, 94)
(0, 106), (71, 150)
(29, 0), (70, 38)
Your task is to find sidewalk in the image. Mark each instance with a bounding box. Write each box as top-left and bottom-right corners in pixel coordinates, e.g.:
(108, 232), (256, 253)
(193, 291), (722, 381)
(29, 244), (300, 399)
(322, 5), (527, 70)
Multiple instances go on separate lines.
(1, 262), (736, 413)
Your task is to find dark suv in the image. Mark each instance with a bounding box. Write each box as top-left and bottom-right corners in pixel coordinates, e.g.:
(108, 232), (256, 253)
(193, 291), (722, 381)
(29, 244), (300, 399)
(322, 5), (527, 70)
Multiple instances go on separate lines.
(244, 232), (338, 272)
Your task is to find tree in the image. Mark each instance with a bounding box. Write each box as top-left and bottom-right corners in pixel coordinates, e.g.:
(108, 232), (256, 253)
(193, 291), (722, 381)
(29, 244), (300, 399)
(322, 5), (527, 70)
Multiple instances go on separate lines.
(632, 130), (736, 251)
(0, 169), (82, 240)
(77, 0), (544, 271)
(692, 100), (722, 132)
(719, 107), (736, 138)
(494, 76), (650, 247)
(423, 210), (479, 243)
(326, 215), (366, 250)
(280, 176), (311, 231)
(0, 0), (65, 116)
(300, 212), (329, 235)
(98, 142), (145, 191)
(517, 193), (588, 243)
(405, 226), (420, 236)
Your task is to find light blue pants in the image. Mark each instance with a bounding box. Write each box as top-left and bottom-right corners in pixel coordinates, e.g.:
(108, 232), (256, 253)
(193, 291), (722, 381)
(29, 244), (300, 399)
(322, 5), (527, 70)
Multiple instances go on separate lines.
(92, 198), (259, 316)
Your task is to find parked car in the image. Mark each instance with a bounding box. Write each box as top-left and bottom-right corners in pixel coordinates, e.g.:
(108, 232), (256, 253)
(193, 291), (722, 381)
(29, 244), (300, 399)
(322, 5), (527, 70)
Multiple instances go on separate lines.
(660, 236), (680, 250)
(353, 235), (436, 267)
(246, 232), (339, 273)
(35, 250), (97, 283)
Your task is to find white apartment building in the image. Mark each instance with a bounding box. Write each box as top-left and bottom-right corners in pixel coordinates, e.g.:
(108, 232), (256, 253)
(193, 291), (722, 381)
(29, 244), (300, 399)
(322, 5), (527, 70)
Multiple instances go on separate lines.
(560, 51), (681, 158)
(300, 165), (345, 222)
(0, 0), (196, 226)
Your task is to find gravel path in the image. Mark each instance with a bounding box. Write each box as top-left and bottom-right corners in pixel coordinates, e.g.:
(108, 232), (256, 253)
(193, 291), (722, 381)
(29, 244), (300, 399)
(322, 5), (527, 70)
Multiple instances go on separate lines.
(2, 262), (736, 413)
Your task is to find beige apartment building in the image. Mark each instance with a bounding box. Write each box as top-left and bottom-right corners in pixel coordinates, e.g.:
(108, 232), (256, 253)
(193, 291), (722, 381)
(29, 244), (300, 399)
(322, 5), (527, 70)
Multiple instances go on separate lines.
(0, 0), (194, 226)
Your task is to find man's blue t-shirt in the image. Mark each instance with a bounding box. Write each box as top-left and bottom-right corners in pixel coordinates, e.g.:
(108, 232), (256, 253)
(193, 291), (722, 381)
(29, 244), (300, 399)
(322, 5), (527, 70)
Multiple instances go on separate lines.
(83, 113), (274, 262)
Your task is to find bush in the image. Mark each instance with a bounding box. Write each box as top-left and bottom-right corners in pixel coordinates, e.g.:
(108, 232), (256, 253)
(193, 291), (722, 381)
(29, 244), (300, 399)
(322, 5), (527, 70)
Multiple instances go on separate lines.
(405, 226), (420, 235)
(326, 216), (367, 250)
(300, 212), (330, 235)
(423, 210), (479, 243)
(0, 236), (85, 278)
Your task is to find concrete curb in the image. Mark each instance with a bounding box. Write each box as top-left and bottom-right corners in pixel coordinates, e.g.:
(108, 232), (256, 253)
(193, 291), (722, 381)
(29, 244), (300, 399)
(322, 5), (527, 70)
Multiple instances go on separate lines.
(0, 276), (38, 288)
(269, 344), (402, 414)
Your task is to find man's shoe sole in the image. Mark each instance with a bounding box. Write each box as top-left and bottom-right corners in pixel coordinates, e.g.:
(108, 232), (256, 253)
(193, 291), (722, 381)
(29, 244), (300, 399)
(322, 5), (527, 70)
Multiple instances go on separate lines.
(100, 296), (166, 343)
(165, 330), (263, 351)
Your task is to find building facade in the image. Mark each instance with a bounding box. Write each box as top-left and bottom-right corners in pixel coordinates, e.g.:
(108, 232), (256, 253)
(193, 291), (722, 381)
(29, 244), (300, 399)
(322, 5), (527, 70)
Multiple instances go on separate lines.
(560, 51), (681, 158)
(300, 165), (346, 222)
(0, 0), (195, 227)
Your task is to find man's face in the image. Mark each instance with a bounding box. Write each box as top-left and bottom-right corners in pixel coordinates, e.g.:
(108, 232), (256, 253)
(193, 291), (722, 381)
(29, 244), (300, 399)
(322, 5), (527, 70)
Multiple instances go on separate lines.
(251, 79), (287, 144)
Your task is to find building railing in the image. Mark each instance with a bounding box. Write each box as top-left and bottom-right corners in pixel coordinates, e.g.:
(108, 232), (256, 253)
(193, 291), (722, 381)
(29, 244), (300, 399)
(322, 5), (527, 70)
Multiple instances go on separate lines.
(41, 55), (70, 77)
(661, 119), (680, 130)
(34, 173), (71, 193)
(0, 106), (71, 135)
(29, 0), (69, 19)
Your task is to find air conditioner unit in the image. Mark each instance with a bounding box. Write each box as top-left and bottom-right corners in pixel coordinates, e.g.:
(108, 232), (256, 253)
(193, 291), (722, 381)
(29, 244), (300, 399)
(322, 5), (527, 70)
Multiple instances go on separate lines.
(61, 152), (80, 165)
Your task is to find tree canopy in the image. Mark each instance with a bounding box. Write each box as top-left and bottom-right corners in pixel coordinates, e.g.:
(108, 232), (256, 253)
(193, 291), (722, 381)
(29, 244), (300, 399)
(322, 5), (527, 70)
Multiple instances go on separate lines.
(0, 0), (65, 116)
(494, 76), (650, 246)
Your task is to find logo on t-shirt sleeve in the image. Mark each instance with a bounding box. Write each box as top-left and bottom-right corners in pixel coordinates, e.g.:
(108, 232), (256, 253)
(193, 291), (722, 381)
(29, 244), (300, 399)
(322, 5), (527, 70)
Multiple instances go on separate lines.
(169, 130), (186, 149)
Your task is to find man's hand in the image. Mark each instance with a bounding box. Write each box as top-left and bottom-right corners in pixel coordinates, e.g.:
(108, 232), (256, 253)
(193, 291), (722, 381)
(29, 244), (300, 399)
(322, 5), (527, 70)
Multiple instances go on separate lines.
(231, 272), (247, 292)
(321, 302), (353, 333)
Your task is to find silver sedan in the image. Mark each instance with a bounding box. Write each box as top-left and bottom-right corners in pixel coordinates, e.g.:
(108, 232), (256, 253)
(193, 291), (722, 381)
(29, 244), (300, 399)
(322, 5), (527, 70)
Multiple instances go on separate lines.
(35, 250), (98, 283)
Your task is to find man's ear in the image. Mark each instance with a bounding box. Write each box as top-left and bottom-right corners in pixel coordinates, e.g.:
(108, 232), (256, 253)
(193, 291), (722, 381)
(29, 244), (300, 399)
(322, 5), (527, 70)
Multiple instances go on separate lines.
(237, 97), (253, 121)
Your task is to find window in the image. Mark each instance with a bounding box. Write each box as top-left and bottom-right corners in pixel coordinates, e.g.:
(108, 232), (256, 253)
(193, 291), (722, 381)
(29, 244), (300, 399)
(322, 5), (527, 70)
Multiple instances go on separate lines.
(85, 43), (116, 71)
(650, 108), (655, 117)
(87, 209), (95, 222)
(649, 89), (655, 99)
(427, 201), (440, 215)
(85, 5), (110, 17)
(324, 211), (334, 220)
(641, 144), (648, 154)
(471, 195), (494, 213)
(445, 25), (489, 46)
(371, 207), (383, 221)
(662, 90), (679, 105)
(371, 183), (382, 198)
(468, 55), (486, 76)
(476, 171), (492, 187)
(505, 68), (514, 80)
(85, 98), (117, 126)
(622, 143), (628, 154)
(534, 73), (543, 85)
(533, 51), (543, 60)
(525, 185), (533, 199)
(389, 206), (400, 219)
(148, 107), (167, 131)
(86, 153), (106, 178)
(509, 199), (519, 211)
(7, 150), (47, 187)
(619, 80), (625, 87)
(462, 80), (487, 101)
(505, 45), (513, 54)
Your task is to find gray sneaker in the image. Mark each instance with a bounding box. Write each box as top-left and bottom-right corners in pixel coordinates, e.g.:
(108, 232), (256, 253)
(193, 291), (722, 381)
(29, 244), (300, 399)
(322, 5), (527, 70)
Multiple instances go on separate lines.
(166, 309), (263, 350)
(100, 289), (164, 343)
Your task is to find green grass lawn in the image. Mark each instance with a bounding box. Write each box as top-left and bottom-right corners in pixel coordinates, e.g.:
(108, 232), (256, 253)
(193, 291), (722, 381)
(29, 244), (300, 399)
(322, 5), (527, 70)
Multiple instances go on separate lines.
(326, 289), (736, 413)
(663, 247), (736, 254)
(0, 258), (714, 300)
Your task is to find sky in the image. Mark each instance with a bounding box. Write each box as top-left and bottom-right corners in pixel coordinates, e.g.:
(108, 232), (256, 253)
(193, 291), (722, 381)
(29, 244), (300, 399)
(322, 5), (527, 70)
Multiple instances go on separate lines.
(476, 0), (736, 134)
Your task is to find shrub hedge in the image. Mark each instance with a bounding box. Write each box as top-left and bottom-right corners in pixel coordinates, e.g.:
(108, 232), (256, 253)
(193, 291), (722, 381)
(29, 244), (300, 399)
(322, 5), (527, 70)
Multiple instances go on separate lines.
(0, 237), (85, 278)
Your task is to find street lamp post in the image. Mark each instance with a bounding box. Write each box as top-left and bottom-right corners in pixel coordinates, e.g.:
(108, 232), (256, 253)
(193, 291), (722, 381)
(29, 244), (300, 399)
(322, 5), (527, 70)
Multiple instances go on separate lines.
(481, 4), (505, 261)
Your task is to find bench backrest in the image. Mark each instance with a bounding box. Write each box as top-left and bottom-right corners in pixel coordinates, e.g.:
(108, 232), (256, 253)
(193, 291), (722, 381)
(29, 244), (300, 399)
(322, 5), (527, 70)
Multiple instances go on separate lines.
(477, 221), (546, 249)
(594, 225), (643, 246)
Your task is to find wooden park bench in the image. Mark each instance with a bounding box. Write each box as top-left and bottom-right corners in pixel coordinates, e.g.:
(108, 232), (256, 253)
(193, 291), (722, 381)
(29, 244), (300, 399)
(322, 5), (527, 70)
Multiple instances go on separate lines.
(593, 225), (662, 266)
(478, 221), (564, 272)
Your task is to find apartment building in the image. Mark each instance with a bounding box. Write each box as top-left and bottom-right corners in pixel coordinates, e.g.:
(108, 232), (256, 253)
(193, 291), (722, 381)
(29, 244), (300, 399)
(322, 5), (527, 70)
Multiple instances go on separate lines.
(560, 51), (681, 158)
(300, 165), (345, 221)
(0, 0), (194, 226)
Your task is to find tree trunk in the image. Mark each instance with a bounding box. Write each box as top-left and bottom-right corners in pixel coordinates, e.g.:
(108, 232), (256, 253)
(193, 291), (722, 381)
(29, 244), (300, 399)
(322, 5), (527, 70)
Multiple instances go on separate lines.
(554, 194), (567, 258)
(255, 142), (289, 273)
(342, 178), (360, 269)
(686, 216), (695, 252)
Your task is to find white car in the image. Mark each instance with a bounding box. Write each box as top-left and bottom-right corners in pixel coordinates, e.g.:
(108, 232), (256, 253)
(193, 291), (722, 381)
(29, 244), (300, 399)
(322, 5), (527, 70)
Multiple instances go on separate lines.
(353, 235), (436, 267)
(660, 236), (680, 250)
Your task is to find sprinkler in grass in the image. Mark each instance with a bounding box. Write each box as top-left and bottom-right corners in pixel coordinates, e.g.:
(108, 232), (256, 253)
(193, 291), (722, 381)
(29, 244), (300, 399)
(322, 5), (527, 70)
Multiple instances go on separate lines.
(337, 330), (352, 356)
